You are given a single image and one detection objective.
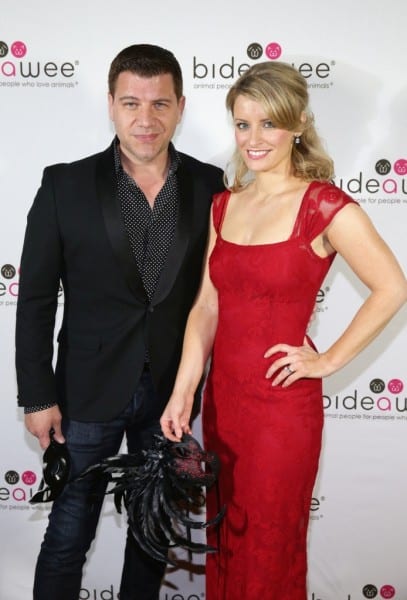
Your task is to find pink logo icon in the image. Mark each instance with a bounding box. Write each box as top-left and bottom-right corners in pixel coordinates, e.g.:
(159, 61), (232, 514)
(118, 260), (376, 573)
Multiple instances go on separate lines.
(265, 43), (282, 60)
(393, 158), (407, 175)
(387, 378), (403, 394)
(380, 584), (395, 598)
(11, 41), (27, 58)
(22, 470), (37, 486)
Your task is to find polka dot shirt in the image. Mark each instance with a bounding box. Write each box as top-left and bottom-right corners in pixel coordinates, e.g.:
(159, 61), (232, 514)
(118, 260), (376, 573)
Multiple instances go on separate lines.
(114, 138), (180, 301)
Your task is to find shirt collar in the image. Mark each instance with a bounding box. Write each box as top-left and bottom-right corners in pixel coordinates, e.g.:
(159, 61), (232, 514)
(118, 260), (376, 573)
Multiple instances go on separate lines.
(113, 137), (181, 177)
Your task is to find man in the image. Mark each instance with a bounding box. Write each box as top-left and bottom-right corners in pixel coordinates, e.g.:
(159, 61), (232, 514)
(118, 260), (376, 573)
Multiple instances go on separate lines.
(15, 44), (224, 600)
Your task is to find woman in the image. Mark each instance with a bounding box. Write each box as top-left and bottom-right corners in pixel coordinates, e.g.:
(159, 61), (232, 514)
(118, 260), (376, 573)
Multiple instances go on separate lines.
(160, 62), (407, 599)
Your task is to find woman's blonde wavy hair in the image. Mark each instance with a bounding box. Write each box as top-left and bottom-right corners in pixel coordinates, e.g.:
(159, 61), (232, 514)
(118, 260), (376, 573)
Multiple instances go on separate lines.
(224, 61), (334, 191)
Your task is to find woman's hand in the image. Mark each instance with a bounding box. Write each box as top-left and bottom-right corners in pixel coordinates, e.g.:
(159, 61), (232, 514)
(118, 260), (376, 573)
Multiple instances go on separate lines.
(160, 393), (194, 442)
(264, 338), (333, 387)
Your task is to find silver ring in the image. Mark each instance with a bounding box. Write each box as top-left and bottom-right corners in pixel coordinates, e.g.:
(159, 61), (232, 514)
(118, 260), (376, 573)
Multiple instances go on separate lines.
(286, 365), (294, 375)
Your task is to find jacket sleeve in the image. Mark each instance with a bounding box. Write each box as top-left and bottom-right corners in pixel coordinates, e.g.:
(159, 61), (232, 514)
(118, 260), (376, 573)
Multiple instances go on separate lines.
(15, 167), (63, 409)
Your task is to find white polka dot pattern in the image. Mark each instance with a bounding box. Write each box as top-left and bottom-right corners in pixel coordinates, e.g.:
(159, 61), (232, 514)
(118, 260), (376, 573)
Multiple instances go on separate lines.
(114, 141), (179, 301)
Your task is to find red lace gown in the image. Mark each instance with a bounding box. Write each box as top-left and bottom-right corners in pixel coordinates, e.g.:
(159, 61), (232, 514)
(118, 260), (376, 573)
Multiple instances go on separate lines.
(203, 181), (357, 599)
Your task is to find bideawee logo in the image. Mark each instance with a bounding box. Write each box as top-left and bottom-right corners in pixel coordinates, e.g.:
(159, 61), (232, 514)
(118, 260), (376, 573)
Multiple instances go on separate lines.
(310, 584), (397, 600)
(192, 42), (335, 91)
(362, 583), (396, 598)
(0, 467), (39, 509)
(0, 263), (19, 306)
(0, 262), (64, 307)
(336, 158), (407, 206)
(324, 377), (406, 421)
(309, 494), (326, 521)
(0, 38), (79, 89)
(78, 590), (203, 600)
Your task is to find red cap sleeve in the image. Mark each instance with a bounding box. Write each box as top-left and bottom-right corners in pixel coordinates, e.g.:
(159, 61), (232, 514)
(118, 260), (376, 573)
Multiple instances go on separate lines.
(296, 182), (359, 242)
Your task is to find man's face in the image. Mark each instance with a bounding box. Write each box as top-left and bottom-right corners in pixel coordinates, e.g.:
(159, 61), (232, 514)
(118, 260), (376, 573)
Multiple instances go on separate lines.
(109, 71), (185, 166)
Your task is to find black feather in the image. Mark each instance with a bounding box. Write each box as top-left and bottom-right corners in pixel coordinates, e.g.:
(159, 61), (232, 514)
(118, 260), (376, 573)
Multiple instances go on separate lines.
(76, 434), (224, 564)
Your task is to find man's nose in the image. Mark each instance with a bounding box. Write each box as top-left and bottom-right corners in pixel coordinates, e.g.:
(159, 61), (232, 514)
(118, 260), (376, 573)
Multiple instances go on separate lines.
(136, 105), (155, 127)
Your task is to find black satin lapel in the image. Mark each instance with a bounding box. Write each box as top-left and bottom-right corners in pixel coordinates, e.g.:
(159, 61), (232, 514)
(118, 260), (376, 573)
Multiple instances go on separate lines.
(96, 147), (147, 301)
(152, 166), (194, 306)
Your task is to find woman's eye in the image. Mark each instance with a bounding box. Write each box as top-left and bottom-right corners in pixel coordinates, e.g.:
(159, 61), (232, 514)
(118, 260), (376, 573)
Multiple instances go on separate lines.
(235, 122), (248, 130)
(263, 120), (274, 128)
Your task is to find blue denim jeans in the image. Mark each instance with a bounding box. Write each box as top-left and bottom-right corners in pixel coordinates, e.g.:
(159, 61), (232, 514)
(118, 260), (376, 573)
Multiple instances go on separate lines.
(33, 369), (167, 600)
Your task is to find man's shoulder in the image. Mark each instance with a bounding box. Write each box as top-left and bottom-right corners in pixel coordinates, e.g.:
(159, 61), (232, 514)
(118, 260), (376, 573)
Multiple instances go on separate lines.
(178, 151), (223, 177)
(44, 144), (112, 176)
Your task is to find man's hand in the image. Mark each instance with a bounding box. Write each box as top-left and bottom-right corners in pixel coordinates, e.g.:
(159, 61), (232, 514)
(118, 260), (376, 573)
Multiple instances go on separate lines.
(24, 406), (64, 449)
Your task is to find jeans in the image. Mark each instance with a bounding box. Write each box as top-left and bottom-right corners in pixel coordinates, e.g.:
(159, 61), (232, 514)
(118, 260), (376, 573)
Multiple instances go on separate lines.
(33, 369), (167, 600)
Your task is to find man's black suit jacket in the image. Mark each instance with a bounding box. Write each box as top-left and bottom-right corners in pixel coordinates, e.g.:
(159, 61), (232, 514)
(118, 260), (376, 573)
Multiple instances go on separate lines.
(15, 141), (224, 422)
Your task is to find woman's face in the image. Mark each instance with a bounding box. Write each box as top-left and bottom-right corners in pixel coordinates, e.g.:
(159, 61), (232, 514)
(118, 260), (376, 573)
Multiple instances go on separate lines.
(233, 94), (295, 176)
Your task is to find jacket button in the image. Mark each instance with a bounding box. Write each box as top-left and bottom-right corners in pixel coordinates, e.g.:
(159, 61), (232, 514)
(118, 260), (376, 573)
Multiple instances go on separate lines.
(148, 305), (154, 313)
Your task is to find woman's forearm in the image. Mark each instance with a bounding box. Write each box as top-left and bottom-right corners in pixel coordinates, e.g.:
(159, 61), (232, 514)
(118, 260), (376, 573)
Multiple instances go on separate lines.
(323, 284), (407, 373)
(172, 302), (218, 397)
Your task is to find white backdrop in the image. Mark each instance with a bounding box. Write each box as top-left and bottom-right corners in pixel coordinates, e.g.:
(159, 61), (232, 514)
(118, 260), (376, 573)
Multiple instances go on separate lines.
(1, 2), (406, 599)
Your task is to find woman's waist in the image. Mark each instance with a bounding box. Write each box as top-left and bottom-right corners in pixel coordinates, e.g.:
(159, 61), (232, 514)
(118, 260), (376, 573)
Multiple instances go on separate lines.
(207, 358), (322, 402)
(214, 322), (310, 349)
(211, 330), (318, 383)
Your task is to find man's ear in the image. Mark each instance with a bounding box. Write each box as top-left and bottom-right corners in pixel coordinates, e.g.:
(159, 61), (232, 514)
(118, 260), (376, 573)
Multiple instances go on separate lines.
(108, 92), (114, 120)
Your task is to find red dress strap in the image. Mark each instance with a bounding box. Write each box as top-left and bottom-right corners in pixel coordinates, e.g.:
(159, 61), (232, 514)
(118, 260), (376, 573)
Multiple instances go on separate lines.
(211, 190), (231, 234)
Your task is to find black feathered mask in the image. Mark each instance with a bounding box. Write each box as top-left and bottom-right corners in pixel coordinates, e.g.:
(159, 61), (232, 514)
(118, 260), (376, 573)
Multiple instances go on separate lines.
(30, 433), (71, 504)
(77, 434), (225, 564)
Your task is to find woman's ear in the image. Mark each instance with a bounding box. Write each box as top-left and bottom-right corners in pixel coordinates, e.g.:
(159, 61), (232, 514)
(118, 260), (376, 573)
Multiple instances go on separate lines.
(294, 112), (307, 138)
